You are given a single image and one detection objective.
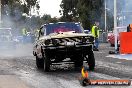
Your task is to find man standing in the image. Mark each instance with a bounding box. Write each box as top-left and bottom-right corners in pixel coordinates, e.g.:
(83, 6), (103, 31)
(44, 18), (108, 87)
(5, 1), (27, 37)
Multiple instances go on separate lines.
(91, 21), (100, 51)
(22, 28), (28, 43)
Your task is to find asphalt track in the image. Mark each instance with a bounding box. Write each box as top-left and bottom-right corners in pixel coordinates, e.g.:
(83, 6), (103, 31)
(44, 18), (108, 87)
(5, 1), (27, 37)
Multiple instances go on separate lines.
(0, 43), (132, 88)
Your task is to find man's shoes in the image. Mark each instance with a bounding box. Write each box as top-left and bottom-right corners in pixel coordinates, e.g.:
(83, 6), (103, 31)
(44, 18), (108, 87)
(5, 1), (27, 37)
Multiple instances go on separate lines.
(96, 48), (99, 51)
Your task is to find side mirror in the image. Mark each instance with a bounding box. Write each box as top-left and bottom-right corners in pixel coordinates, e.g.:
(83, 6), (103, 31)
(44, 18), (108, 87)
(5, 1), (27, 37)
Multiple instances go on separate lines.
(41, 31), (44, 35)
(37, 28), (41, 40)
(39, 26), (45, 36)
(84, 30), (89, 34)
(37, 25), (45, 40)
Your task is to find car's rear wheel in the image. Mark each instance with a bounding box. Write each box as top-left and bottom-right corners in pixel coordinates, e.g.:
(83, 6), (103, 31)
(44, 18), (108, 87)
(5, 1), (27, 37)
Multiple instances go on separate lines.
(43, 54), (51, 72)
(36, 56), (44, 69)
(87, 50), (95, 71)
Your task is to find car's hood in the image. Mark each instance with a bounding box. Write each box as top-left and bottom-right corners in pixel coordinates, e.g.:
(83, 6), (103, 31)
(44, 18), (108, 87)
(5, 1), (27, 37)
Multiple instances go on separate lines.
(39, 31), (93, 40)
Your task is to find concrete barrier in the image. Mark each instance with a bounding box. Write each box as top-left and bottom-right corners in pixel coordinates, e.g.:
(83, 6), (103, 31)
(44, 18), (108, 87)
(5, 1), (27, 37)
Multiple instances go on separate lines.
(120, 32), (132, 54)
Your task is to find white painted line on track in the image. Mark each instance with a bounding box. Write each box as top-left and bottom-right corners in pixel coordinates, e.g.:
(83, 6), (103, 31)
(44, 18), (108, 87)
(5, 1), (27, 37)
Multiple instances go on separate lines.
(106, 54), (132, 60)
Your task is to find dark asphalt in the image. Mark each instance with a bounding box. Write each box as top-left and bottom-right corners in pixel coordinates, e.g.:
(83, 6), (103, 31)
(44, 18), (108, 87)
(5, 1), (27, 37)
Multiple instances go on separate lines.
(0, 43), (131, 88)
(95, 43), (132, 79)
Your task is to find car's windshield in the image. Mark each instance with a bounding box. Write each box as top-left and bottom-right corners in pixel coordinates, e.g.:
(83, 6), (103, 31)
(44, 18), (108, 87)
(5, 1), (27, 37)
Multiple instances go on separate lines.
(45, 23), (83, 35)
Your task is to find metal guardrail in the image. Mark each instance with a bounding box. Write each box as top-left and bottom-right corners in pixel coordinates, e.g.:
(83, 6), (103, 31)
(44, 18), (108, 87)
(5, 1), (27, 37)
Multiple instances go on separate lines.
(99, 32), (108, 43)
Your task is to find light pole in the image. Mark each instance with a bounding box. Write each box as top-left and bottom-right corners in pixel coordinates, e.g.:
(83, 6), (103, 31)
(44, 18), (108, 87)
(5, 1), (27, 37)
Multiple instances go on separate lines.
(0, 0), (1, 27)
(114, 0), (118, 52)
(105, 0), (107, 32)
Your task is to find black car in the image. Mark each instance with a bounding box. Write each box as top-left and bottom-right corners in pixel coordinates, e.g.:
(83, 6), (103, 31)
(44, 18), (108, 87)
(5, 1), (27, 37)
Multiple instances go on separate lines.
(33, 22), (95, 72)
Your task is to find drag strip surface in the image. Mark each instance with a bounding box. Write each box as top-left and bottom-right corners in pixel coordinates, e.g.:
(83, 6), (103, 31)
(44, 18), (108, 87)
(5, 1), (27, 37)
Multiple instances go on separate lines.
(0, 43), (132, 88)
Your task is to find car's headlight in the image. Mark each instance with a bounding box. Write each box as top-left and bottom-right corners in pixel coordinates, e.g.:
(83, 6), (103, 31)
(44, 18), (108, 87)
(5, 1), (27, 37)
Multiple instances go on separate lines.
(81, 37), (87, 43)
(52, 39), (60, 46)
(44, 39), (60, 46)
(80, 37), (94, 43)
(44, 39), (51, 45)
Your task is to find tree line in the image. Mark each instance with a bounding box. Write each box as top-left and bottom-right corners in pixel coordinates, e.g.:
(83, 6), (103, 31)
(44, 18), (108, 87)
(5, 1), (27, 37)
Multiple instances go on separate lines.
(1, 0), (125, 33)
(1, 0), (58, 33)
(59, 0), (125, 31)
(59, 0), (104, 30)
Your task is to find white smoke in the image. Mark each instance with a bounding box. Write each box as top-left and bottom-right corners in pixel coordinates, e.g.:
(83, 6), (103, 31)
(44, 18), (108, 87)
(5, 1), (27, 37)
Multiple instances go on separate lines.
(105, 0), (132, 27)
(120, 0), (132, 26)
(0, 4), (34, 57)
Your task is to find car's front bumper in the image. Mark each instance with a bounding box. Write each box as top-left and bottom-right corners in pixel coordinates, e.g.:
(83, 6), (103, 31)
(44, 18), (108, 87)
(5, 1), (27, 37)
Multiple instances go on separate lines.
(43, 43), (93, 58)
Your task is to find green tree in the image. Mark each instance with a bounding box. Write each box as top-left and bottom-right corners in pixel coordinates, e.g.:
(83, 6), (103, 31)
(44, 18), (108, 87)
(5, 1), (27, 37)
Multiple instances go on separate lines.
(1, 0), (40, 29)
(60, 0), (79, 22)
(40, 14), (51, 24)
(60, 0), (104, 30)
(1, 0), (40, 15)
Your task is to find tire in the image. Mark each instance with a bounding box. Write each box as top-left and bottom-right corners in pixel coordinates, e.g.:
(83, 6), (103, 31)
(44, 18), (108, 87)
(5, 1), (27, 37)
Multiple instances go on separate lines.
(36, 56), (44, 69)
(43, 54), (51, 72)
(87, 50), (95, 71)
(74, 60), (83, 68)
(72, 55), (83, 68)
(110, 44), (115, 47)
(33, 51), (36, 56)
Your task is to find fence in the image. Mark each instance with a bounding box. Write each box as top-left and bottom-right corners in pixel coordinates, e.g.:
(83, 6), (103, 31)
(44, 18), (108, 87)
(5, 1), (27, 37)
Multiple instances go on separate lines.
(99, 32), (108, 43)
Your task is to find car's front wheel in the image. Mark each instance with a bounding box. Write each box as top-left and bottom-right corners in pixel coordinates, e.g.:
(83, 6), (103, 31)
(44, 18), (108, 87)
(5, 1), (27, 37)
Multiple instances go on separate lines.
(87, 50), (95, 71)
(36, 56), (44, 69)
(43, 54), (51, 72)
(72, 55), (83, 68)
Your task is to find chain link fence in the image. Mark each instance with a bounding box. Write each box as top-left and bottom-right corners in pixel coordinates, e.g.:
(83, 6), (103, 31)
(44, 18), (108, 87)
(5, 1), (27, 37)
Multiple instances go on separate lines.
(99, 32), (108, 43)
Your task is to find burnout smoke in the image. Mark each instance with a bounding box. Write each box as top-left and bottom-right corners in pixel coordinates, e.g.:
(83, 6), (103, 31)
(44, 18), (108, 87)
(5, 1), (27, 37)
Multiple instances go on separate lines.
(0, 44), (33, 57)
(0, 5), (34, 58)
(120, 0), (132, 26)
(105, 0), (132, 27)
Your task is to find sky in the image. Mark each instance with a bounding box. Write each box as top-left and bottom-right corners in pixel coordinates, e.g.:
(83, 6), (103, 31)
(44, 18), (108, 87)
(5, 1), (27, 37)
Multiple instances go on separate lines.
(39, 0), (62, 18)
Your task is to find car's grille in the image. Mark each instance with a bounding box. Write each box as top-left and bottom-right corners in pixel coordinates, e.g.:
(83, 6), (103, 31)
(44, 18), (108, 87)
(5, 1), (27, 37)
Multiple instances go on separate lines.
(60, 37), (81, 42)
(54, 36), (94, 43)
(44, 36), (94, 46)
